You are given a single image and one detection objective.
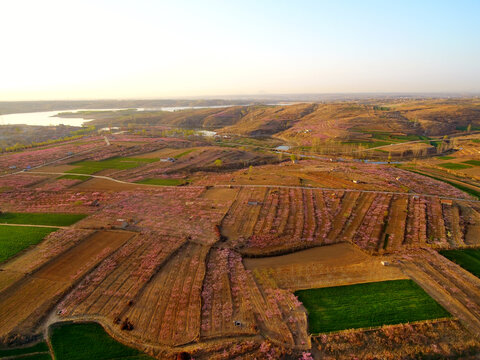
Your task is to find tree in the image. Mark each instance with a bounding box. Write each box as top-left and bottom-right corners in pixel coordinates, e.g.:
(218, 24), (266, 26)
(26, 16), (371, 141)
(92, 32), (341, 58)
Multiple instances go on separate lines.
(290, 154), (296, 163)
(214, 159), (222, 167)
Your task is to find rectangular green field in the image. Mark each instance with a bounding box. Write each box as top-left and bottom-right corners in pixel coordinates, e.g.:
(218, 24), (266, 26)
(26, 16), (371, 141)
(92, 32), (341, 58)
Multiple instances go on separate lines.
(174, 148), (196, 159)
(58, 174), (90, 181)
(440, 248), (480, 278)
(50, 322), (152, 360)
(0, 212), (86, 226)
(0, 225), (57, 264)
(295, 279), (450, 333)
(67, 157), (158, 174)
(463, 160), (480, 166)
(438, 162), (473, 170)
(437, 156), (455, 160)
(135, 178), (186, 186)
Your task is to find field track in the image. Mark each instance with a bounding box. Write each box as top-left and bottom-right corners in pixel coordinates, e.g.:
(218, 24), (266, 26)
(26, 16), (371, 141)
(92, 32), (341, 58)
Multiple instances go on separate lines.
(26, 170), (480, 203)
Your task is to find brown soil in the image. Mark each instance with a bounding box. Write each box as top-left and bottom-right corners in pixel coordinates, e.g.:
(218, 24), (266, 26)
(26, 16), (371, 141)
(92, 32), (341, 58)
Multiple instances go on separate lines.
(36, 164), (76, 172)
(202, 187), (238, 201)
(70, 177), (146, 191)
(384, 195), (408, 250)
(244, 243), (366, 269)
(246, 243), (407, 292)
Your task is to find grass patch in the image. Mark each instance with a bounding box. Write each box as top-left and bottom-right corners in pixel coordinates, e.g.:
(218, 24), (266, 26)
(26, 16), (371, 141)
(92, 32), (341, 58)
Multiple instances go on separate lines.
(67, 157), (158, 175)
(463, 160), (480, 166)
(438, 162), (473, 170)
(174, 149), (195, 159)
(456, 125), (480, 131)
(440, 248), (480, 278)
(295, 279), (450, 333)
(0, 225), (57, 263)
(437, 156), (455, 160)
(58, 174), (90, 181)
(371, 132), (427, 142)
(341, 140), (392, 148)
(0, 342), (49, 358)
(50, 322), (152, 360)
(135, 178), (186, 186)
(0, 212), (86, 226)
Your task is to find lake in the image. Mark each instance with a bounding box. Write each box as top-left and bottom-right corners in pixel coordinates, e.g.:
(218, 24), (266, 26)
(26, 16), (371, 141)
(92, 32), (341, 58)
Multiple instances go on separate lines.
(0, 105), (237, 127)
(0, 109), (127, 127)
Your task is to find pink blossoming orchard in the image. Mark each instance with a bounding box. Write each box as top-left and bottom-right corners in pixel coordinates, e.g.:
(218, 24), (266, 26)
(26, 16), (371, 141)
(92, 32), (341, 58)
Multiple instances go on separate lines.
(0, 129), (480, 359)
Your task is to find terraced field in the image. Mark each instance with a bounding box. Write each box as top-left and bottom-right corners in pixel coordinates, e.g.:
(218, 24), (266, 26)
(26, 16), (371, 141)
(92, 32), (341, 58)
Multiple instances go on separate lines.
(1, 126), (480, 358)
(0, 231), (132, 343)
(221, 187), (480, 255)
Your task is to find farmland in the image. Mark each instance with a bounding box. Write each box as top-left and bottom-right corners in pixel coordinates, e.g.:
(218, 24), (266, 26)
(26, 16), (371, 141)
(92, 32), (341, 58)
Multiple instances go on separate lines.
(0, 225), (57, 264)
(0, 340), (50, 359)
(0, 212), (86, 226)
(66, 157), (160, 175)
(50, 322), (152, 360)
(295, 280), (450, 333)
(440, 248), (480, 278)
(1, 99), (480, 358)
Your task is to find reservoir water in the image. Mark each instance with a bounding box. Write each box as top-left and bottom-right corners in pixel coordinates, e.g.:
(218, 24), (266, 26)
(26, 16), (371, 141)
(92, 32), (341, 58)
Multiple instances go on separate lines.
(0, 105), (236, 127)
(0, 109), (130, 127)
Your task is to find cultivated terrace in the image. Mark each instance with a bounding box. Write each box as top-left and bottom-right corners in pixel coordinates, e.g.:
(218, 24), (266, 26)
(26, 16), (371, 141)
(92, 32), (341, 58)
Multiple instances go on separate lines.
(1, 99), (480, 359)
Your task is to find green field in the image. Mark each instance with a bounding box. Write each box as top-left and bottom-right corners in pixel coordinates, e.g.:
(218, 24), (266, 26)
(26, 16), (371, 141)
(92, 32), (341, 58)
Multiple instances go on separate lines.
(0, 212), (86, 226)
(135, 178), (186, 186)
(0, 225), (57, 263)
(58, 174), (90, 181)
(50, 322), (152, 360)
(67, 157), (159, 175)
(295, 280), (450, 333)
(342, 140), (392, 148)
(370, 132), (427, 142)
(0, 342), (50, 359)
(463, 160), (480, 166)
(437, 155), (455, 160)
(438, 162), (473, 170)
(174, 148), (196, 159)
(440, 248), (480, 278)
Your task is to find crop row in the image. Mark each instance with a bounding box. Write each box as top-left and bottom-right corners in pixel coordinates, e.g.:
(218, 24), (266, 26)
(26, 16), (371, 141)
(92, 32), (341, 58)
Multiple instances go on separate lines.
(222, 188), (479, 254)
(122, 242), (208, 346)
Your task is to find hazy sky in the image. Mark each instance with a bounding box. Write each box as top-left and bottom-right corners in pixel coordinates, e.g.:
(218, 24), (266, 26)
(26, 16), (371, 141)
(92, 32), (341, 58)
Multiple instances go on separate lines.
(1, 0), (479, 100)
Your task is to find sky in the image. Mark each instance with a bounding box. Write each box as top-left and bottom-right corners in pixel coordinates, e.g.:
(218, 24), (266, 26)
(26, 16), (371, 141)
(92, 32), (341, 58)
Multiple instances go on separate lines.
(1, 0), (479, 100)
